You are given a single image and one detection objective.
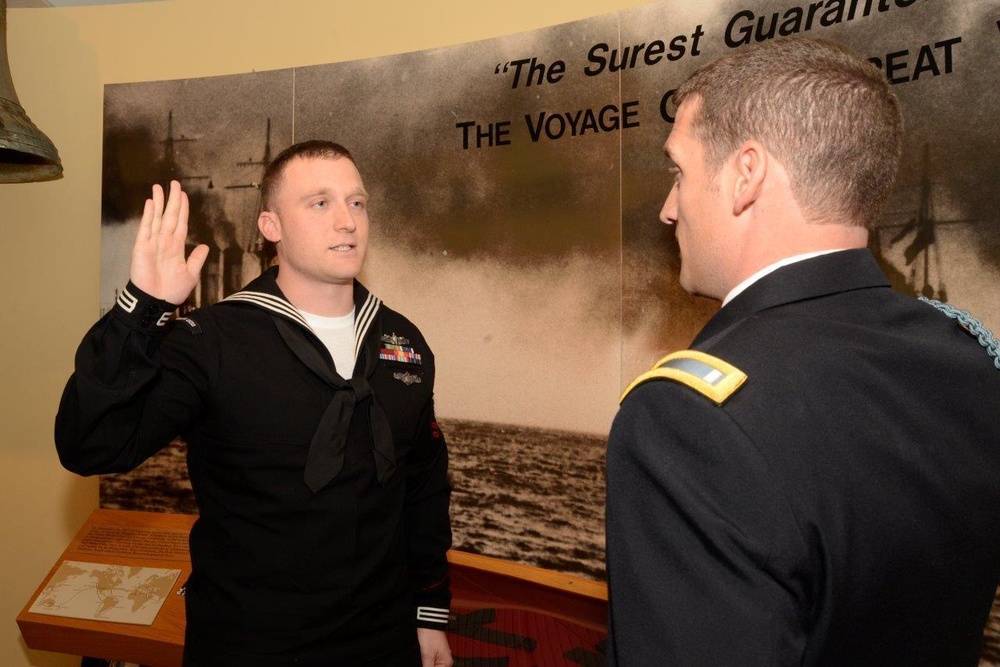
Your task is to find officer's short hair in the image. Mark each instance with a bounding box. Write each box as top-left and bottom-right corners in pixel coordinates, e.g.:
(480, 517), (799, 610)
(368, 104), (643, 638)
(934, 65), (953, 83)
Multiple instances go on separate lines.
(675, 37), (902, 229)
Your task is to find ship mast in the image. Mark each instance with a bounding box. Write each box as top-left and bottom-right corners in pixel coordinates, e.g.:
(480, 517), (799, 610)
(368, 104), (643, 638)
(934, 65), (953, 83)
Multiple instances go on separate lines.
(163, 110), (212, 189)
(888, 144), (946, 300)
(224, 118), (273, 273)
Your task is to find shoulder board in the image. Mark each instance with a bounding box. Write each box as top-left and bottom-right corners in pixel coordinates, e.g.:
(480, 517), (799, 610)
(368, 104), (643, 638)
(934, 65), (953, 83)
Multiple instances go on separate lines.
(619, 350), (747, 406)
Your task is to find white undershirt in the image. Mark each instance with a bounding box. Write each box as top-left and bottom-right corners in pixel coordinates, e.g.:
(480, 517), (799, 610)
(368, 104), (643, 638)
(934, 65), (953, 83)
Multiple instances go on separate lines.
(722, 249), (846, 307)
(300, 308), (356, 378)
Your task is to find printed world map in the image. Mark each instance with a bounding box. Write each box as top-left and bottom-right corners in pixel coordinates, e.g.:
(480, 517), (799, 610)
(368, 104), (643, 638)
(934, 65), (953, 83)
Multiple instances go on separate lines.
(29, 560), (180, 625)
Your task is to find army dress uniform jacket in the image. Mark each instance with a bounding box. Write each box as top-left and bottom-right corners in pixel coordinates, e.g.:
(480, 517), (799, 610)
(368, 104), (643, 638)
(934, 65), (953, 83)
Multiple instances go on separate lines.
(606, 249), (1000, 666)
(56, 267), (452, 666)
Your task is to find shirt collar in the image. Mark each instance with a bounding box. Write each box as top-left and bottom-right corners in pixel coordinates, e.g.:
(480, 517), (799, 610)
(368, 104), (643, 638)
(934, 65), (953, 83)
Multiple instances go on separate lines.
(721, 249), (847, 307)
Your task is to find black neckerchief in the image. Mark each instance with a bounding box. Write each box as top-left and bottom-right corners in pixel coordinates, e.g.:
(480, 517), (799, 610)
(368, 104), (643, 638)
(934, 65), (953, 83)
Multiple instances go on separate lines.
(221, 268), (396, 491)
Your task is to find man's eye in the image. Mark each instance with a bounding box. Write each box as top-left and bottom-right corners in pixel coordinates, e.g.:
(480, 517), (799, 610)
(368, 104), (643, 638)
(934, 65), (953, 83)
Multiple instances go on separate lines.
(313, 200), (327, 208)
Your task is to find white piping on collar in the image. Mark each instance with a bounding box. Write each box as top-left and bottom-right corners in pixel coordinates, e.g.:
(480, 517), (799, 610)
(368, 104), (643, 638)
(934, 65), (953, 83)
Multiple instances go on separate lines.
(355, 292), (381, 359)
(224, 290), (382, 354)
(223, 292), (312, 330)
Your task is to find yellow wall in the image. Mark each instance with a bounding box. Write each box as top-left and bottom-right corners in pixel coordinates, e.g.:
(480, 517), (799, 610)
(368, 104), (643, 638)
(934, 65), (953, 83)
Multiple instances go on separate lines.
(0, 0), (653, 664)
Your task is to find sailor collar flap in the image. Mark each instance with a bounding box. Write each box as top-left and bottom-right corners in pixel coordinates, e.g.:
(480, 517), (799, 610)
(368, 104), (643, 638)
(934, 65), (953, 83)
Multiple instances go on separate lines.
(221, 268), (382, 364)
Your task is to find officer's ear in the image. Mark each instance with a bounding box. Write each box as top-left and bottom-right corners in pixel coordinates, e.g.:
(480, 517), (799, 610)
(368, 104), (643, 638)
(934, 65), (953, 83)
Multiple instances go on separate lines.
(258, 210), (281, 243)
(732, 140), (767, 216)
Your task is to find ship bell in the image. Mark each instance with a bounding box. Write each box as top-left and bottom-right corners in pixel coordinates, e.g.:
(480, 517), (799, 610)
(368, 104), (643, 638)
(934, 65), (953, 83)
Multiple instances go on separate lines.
(0, 0), (62, 183)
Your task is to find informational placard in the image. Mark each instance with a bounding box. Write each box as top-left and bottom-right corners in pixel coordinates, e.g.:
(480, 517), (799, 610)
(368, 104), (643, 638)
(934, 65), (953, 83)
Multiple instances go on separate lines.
(28, 560), (181, 626)
(75, 523), (191, 560)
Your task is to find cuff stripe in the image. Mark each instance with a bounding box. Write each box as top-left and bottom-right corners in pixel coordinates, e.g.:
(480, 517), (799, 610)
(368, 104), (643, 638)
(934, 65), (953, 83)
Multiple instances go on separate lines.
(118, 286), (138, 313)
(416, 606), (450, 624)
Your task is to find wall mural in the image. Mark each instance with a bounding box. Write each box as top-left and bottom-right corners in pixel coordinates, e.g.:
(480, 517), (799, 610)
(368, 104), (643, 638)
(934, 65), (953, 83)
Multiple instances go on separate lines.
(98, 0), (1000, 660)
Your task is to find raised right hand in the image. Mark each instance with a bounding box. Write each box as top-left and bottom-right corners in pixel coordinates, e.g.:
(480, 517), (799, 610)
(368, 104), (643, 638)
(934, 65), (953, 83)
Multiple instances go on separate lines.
(130, 181), (210, 305)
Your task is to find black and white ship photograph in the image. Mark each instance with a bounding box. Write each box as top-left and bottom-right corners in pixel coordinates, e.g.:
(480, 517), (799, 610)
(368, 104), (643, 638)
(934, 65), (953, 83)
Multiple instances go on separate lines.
(96, 0), (1000, 660)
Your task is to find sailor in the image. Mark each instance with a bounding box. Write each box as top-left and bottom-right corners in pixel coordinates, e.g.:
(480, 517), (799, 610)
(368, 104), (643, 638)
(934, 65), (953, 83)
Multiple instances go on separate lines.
(56, 141), (453, 666)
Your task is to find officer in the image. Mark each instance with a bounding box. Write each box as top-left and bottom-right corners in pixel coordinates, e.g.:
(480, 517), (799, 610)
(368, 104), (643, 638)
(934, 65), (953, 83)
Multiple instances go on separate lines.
(606, 38), (1000, 665)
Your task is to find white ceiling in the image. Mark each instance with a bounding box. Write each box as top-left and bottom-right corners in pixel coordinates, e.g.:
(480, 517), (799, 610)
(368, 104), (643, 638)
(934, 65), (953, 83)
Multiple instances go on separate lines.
(8, 1), (161, 7)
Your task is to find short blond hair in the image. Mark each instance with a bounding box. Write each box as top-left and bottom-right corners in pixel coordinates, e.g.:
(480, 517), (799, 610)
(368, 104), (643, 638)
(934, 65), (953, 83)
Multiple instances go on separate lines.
(259, 140), (356, 213)
(675, 37), (902, 229)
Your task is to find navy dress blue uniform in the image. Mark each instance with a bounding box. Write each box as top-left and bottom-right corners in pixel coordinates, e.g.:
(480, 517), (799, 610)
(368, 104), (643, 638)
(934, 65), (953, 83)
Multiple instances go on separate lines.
(606, 249), (1000, 665)
(56, 267), (451, 666)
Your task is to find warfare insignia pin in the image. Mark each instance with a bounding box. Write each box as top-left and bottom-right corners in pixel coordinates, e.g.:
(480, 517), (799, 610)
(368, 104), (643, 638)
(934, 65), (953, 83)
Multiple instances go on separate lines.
(393, 371), (423, 385)
(381, 333), (411, 346)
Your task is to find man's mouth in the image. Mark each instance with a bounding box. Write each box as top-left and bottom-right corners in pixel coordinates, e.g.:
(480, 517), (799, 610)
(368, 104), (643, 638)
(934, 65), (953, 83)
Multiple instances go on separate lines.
(330, 244), (354, 252)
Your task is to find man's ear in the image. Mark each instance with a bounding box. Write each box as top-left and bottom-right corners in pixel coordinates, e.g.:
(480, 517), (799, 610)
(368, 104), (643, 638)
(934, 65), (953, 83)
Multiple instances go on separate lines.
(732, 140), (767, 216)
(258, 210), (281, 243)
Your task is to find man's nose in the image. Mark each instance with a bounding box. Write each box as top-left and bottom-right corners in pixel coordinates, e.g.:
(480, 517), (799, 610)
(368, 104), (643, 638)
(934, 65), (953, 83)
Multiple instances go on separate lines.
(660, 183), (678, 225)
(333, 204), (357, 232)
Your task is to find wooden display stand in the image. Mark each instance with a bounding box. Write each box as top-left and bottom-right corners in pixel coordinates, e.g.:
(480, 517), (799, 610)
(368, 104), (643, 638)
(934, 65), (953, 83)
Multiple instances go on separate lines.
(19, 509), (607, 666)
(17, 509), (195, 666)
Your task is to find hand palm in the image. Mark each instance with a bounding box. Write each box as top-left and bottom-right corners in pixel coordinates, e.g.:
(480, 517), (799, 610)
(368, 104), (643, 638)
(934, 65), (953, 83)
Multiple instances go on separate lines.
(129, 181), (209, 305)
